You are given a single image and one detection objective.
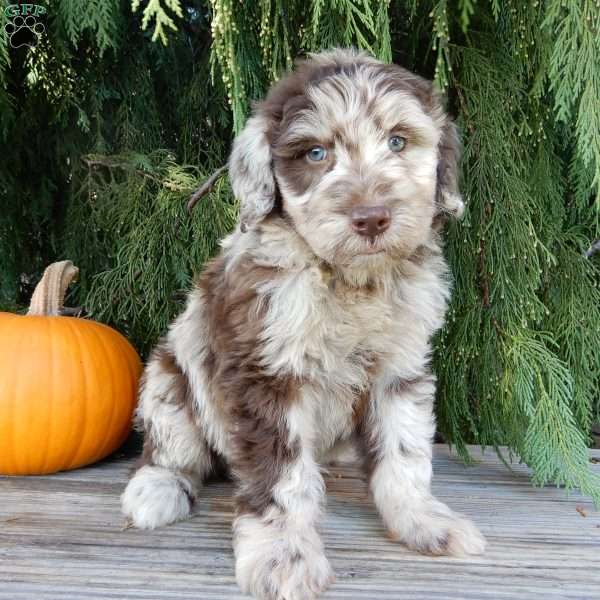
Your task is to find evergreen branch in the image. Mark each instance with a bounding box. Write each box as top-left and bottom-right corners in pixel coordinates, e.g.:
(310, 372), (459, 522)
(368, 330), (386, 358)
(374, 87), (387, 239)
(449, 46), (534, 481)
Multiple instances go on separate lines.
(458, 0), (477, 33)
(132, 0), (183, 45)
(187, 165), (228, 214)
(475, 183), (493, 310)
(70, 150), (236, 354)
(374, 0), (392, 62)
(505, 331), (600, 503)
(478, 237), (490, 309)
(543, 1), (600, 204)
(59, 0), (121, 54)
(431, 1), (452, 89)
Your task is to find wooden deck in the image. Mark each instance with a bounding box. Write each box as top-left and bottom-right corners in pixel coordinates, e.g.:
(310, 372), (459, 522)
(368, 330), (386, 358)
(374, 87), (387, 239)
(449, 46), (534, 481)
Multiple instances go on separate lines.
(1, 445), (599, 600)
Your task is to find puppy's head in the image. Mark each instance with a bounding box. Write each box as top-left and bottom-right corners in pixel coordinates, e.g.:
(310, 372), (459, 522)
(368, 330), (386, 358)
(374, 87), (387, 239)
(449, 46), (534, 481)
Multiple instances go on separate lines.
(229, 49), (463, 269)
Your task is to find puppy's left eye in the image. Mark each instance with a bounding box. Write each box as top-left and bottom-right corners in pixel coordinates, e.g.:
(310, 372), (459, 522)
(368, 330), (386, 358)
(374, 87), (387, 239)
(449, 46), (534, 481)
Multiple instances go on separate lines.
(388, 135), (407, 153)
(307, 146), (327, 162)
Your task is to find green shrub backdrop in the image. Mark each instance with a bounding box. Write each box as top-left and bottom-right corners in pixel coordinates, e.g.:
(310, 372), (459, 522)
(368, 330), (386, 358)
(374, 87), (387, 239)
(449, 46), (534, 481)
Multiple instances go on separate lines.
(1, 0), (599, 500)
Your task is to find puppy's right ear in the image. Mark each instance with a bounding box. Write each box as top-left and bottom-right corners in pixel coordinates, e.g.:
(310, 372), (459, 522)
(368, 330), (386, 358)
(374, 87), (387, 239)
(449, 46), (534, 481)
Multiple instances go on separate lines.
(228, 114), (276, 232)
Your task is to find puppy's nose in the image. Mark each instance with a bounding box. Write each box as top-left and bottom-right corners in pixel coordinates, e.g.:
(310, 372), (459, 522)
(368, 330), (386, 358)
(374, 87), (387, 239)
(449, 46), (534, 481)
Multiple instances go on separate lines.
(350, 206), (391, 237)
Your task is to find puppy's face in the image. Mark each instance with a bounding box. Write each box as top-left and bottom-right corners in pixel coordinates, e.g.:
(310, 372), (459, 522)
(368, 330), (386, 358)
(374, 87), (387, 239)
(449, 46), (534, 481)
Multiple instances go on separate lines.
(272, 72), (441, 268)
(229, 50), (463, 270)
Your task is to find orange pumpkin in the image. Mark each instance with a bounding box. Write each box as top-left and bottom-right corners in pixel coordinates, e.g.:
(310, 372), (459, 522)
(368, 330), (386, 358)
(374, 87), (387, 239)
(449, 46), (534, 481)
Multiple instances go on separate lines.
(0, 261), (142, 475)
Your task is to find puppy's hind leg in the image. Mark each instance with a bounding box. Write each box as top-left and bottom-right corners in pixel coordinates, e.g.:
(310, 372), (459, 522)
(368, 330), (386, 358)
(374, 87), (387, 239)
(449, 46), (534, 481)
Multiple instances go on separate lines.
(121, 343), (214, 530)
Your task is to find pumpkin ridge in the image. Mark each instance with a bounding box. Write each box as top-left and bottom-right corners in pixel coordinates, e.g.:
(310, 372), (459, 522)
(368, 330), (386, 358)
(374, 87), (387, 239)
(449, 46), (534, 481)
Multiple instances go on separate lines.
(88, 323), (120, 464)
(112, 330), (140, 446)
(57, 317), (87, 471)
(62, 317), (90, 470)
(1, 316), (21, 474)
(38, 317), (55, 474)
(13, 319), (33, 475)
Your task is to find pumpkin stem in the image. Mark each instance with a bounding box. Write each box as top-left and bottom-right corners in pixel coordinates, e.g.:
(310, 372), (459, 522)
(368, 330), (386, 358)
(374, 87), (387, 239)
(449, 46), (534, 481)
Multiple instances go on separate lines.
(28, 261), (80, 316)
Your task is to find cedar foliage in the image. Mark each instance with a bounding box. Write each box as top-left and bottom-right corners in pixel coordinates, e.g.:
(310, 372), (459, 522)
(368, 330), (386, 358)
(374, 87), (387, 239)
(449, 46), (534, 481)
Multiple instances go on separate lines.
(1, 0), (599, 500)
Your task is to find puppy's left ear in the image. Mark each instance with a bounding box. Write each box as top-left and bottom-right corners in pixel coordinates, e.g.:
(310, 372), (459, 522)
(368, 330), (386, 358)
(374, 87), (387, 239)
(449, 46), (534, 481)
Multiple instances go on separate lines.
(228, 113), (276, 232)
(435, 119), (465, 219)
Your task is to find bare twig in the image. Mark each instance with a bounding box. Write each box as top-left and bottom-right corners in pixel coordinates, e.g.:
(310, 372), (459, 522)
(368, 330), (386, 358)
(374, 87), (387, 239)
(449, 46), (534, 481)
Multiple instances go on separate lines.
(585, 239), (600, 258)
(187, 165), (228, 214)
(82, 156), (161, 185)
(81, 156), (187, 192)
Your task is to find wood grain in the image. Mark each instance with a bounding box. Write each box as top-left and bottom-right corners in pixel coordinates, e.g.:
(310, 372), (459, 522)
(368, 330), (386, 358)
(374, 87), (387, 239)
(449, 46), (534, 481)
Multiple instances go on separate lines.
(1, 445), (598, 599)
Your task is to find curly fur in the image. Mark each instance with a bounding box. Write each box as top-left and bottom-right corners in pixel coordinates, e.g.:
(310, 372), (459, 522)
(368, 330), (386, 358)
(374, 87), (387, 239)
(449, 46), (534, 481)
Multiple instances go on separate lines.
(122, 48), (484, 600)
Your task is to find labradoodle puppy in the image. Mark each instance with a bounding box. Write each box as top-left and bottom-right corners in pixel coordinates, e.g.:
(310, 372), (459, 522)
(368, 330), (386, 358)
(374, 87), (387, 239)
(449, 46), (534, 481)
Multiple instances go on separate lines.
(122, 48), (485, 600)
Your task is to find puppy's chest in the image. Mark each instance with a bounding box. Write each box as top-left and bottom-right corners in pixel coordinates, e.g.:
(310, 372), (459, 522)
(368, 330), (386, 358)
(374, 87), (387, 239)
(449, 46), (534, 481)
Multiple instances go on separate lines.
(320, 282), (396, 372)
(260, 265), (445, 451)
(265, 269), (412, 384)
(308, 278), (417, 449)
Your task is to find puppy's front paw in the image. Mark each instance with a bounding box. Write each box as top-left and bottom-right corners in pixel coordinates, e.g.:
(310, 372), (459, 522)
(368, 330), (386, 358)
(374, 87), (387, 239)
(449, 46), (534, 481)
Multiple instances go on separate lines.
(234, 515), (334, 600)
(388, 500), (486, 557)
(121, 465), (193, 530)
(237, 546), (334, 600)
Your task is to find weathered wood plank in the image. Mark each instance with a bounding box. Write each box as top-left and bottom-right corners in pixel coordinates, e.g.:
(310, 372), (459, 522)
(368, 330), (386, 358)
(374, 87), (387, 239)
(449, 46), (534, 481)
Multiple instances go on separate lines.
(1, 445), (598, 599)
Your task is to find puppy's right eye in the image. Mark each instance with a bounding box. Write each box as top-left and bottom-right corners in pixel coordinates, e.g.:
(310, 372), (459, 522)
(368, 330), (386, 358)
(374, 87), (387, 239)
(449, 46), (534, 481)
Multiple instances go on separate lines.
(307, 146), (327, 162)
(388, 135), (407, 152)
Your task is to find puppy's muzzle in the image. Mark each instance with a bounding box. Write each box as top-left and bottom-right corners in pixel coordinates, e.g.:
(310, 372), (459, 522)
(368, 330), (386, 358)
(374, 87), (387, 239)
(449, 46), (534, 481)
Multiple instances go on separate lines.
(350, 206), (391, 237)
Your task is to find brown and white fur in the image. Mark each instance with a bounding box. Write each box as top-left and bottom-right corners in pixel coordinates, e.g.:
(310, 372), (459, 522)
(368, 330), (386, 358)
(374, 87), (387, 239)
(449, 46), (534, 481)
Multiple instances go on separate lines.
(121, 49), (485, 600)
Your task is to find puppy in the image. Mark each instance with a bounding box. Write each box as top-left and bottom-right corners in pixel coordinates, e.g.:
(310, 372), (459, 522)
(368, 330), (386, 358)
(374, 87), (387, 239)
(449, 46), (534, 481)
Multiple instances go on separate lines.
(122, 49), (485, 600)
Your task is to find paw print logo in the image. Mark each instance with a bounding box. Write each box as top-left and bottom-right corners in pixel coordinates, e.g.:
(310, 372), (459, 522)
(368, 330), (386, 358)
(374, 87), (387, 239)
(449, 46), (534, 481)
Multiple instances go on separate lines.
(5, 15), (45, 49)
